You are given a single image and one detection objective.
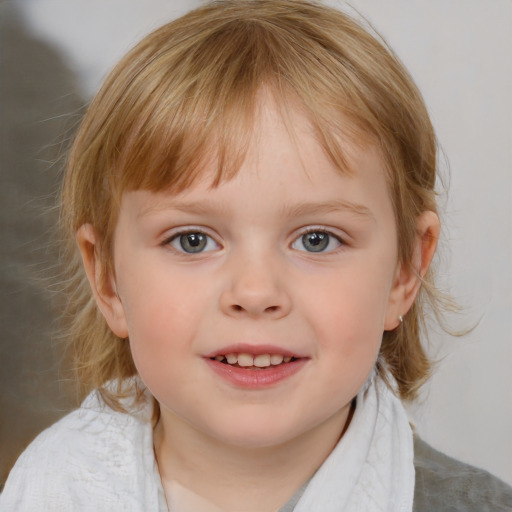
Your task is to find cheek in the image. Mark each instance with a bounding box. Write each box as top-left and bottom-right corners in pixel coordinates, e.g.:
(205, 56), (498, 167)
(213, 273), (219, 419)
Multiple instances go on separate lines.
(310, 275), (390, 326)
(119, 268), (217, 368)
(299, 265), (392, 356)
(124, 293), (200, 401)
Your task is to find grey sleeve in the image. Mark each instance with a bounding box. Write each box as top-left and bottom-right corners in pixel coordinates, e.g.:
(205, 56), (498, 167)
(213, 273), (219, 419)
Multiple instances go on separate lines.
(413, 436), (512, 512)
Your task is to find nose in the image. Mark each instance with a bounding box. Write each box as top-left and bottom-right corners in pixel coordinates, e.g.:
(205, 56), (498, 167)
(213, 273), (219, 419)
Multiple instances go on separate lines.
(219, 253), (292, 319)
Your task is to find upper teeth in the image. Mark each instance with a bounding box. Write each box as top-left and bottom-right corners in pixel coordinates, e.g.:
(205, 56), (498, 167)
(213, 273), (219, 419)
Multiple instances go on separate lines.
(213, 353), (293, 367)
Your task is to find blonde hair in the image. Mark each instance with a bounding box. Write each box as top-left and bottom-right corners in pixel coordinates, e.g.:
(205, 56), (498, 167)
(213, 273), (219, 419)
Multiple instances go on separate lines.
(61, 0), (442, 407)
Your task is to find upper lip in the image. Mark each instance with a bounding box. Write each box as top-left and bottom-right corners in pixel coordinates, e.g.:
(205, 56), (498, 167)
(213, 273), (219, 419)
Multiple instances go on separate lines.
(204, 343), (307, 359)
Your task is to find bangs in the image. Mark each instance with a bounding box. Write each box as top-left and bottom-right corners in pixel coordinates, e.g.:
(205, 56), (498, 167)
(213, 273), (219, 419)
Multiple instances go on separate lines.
(94, 8), (382, 203)
(113, 28), (264, 196)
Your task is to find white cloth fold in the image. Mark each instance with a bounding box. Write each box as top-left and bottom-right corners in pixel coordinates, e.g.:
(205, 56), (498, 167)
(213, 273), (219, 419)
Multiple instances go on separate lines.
(0, 380), (168, 512)
(293, 373), (415, 512)
(0, 374), (414, 512)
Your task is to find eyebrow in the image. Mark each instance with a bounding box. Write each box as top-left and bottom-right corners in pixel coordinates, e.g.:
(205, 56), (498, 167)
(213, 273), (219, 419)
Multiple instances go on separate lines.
(138, 200), (231, 218)
(138, 198), (374, 222)
(281, 200), (375, 222)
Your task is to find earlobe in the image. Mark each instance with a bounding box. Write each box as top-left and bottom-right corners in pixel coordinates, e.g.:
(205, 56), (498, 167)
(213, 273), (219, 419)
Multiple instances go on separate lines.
(384, 211), (440, 330)
(76, 224), (129, 338)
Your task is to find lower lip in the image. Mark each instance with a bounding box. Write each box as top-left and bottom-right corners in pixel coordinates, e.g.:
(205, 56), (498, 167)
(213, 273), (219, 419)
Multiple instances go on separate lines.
(205, 358), (307, 389)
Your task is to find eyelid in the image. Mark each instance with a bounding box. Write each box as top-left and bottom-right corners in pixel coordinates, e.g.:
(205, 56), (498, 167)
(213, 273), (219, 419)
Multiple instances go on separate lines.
(290, 226), (348, 253)
(293, 225), (347, 243)
(162, 226), (222, 253)
(161, 225), (218, 241)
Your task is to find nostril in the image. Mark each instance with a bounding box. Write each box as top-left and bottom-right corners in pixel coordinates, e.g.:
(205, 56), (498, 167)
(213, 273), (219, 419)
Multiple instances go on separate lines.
(229, 304), (280, 314)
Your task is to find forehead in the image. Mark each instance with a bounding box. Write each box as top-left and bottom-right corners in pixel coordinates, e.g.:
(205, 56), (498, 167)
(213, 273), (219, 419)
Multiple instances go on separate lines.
(142, 90), (382, 193)
(123, 97), (392, 228)
(109, 73), (383, 198)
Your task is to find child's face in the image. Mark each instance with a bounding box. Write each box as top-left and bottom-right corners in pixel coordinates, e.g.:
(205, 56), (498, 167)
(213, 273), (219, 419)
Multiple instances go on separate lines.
(100, 98), (408, 448)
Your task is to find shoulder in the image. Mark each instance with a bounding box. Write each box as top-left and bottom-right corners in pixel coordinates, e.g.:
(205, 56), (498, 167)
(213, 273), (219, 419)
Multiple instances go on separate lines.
(413, 436), (512, 512)
(0, 383), (161, 511)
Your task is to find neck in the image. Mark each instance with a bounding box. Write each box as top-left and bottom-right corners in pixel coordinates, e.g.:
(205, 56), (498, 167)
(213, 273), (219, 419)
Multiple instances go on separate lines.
(154, 402), (354, 512)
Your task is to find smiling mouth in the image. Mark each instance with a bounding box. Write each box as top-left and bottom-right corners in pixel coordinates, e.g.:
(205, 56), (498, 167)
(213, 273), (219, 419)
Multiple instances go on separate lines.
(210, 353), (298, 369)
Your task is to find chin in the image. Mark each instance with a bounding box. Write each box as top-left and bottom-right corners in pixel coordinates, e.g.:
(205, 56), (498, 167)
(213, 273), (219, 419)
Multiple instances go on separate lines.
(205, 416), (303, 450)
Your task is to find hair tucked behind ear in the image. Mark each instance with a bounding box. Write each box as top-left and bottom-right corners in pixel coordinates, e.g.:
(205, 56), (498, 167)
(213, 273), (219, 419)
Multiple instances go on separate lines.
(61, 0), (453, 409)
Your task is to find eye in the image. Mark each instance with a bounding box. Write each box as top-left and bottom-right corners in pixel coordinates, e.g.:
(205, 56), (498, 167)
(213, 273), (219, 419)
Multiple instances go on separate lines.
(168, 231), (219, 254)
(292, 230), (342, 253)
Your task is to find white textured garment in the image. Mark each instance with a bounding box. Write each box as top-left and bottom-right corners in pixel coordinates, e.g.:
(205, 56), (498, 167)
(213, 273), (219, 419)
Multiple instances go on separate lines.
(0, 374), (414, 511)
(293, 373), (415, 512)
(0, 381), (168, 512)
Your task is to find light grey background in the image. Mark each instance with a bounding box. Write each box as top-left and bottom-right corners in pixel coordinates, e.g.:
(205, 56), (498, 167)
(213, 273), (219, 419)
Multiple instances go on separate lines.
(4, 0), (511, 485)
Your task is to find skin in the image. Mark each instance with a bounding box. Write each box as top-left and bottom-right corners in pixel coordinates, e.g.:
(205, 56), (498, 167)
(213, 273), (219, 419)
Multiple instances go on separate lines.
(78, 96), (439, 511)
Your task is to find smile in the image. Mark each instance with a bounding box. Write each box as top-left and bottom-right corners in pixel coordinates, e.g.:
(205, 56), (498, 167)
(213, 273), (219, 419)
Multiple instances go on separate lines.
(205, 347), (307, 388)
(211, 353), (295, 369)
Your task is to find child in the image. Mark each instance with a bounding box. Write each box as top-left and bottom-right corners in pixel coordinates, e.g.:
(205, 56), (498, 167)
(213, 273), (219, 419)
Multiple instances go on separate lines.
(1, 0), (511, 510)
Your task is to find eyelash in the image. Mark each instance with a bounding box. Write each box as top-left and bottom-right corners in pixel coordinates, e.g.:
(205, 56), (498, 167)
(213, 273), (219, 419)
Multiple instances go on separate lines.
(291, 228), (345, 254)
(164, 229), (220, 254)
(163, 227), (346, 255)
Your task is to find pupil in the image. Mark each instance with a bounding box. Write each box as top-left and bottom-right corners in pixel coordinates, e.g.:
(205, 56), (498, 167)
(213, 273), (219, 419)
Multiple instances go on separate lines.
(187, 234), (201, 246)
(181, 233), (206, 252)
(303, 232), (328, 252)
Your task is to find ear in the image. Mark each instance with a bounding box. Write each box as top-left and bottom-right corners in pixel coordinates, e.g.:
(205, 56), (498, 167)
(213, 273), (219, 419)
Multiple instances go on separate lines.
(384, 211), (440, 330)
(76, 224), (129, 338)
